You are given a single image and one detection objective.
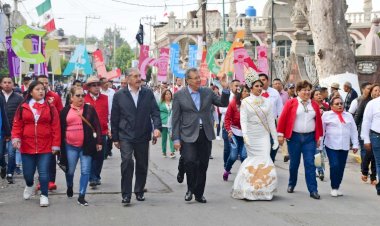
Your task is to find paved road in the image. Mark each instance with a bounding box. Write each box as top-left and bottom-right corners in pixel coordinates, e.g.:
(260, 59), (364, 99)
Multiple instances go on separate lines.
(0, 139), (379, 226)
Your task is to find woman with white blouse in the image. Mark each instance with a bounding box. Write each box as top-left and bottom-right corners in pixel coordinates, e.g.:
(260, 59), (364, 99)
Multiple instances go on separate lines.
(322, 96), (359, 197)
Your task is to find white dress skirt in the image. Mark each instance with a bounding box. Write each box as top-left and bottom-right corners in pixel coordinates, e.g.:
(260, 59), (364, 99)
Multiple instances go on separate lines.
(231, 95), (278, 200)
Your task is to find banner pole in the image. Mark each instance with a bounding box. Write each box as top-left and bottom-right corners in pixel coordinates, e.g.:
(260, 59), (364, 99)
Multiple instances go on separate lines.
(37, 36), (42, 76)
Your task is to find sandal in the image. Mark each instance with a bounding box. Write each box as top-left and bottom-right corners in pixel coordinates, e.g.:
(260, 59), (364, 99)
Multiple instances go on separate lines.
(371, 180), (378, 186)
(361, 175), (368, 182)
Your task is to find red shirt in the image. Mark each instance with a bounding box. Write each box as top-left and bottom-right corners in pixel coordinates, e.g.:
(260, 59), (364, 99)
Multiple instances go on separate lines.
(224, 99), (241, 131)
(277, 98), (323, 141)
(84, 93), (109, 135)
(46, 90), (63, 112)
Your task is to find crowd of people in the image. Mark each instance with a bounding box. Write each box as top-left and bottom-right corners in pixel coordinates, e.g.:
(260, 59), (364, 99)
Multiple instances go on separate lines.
(0, 67), (379, 208)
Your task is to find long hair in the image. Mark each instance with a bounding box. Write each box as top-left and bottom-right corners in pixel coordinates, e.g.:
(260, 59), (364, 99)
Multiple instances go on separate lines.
(22, 81), (45, 104)
(235, 85), (250, 106)
(160, 89), (173, 103)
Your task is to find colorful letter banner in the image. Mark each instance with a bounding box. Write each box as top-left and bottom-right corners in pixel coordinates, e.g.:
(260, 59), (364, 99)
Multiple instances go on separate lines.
(256, 45), (269, 75)
(206, 41), (232, 75)
(11, 25), (46, 64)
(188, 45), (198, 68)
(63, 44), (93, 76)
(170, 43), (185, 78)
(138, 45), (153, 80)
(6, 37), (21, 77)
(93, 49), (121, 80)
(45, 39), (62, 75)
(217, 30), (245, 79)
(199, 47), (210, 86)
(233, 46), (261, 83)
(152, 48), (170, 82)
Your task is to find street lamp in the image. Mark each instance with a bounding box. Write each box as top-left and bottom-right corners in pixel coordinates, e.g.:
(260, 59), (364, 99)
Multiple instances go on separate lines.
(2, 3), (12, 37)
(270, 0), (288, 81)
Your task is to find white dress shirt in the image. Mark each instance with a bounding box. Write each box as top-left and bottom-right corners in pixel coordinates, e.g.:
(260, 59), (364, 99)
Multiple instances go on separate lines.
(128, 85), (141, 107)
(293, 97), (316, 133)
(348, 98), (358, 114)
(322, 111), (359, 150)
(361, 97), (380, 144)
(263, 87), (283, 118)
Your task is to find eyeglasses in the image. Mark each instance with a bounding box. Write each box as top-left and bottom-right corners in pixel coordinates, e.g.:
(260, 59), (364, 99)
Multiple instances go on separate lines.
(334, 102), (343, 106)
(75, 94), (86, 98)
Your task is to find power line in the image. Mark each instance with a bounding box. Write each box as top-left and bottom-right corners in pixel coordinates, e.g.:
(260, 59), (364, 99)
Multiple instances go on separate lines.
(110, 0), (247, 8)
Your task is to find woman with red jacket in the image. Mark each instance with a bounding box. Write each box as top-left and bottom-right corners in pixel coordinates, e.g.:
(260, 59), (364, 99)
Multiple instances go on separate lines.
(11, 81), (61, 207)
(277, 80), (323, 200)
(223, 85), (250, 181)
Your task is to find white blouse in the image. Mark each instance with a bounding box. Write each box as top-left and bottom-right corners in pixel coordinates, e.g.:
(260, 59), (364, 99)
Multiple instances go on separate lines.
(293, 97), (316, 133)
(322, 111), (359, 151)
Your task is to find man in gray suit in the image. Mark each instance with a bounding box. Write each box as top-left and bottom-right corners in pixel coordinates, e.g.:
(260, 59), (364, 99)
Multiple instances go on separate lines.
(111, 68), (162, 206)
(172, 68), (230, 203)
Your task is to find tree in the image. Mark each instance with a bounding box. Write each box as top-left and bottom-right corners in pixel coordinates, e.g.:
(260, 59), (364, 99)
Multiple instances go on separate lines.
(103, 27), (125, 50)
(115, 44), (134, 73)
(307, 0), (356, 81)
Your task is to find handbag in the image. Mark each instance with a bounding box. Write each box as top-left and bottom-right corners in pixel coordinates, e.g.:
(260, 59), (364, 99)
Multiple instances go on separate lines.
(57, 153), (68, 173)
(314, 151), (322, 168)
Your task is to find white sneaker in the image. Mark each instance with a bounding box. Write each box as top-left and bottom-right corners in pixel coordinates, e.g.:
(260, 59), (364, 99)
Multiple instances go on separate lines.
(337, 190), (343, 196)
(23, 186), (34, 200)
(216, 136), (221, 141)
(330, 189), (338, 197)
(40, 195), (49, 207)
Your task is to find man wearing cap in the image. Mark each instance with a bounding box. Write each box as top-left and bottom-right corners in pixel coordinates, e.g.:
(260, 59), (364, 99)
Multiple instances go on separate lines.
(343, 81), (358, 112)
(84, 76), (109, 188)
(329, 82), (340, 103)
(287, 83), (297, 99)
(111, 68), (161, 205)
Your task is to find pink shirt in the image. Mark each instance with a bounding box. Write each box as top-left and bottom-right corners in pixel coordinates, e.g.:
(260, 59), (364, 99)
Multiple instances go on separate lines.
(66, 105), (84, 147)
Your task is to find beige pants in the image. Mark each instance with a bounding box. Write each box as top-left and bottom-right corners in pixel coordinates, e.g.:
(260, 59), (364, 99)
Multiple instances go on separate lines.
(281, 140), (289, 156)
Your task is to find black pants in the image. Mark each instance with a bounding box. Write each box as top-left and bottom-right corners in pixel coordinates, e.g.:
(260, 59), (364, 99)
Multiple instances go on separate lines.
(362, 150), (377, 181)
(270, 136), (279, 163)
(181, 128), (211, 198)
(120, 141), (149, 199)
(49, 154), (57, 182)
(105, 136), (113, 158)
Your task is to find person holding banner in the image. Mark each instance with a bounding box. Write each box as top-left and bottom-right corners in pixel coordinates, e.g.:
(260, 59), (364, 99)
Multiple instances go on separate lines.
(172, 68), (230, 203)
(37, 76), (63, 191)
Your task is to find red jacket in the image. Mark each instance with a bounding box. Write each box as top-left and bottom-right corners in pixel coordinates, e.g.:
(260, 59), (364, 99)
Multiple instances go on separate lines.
(224, 99), (241, 131)
(46, 90), (63, 112)
(11, 102), (61, 154)
(84, 94), (109, 135)
(277, 98), (323, 141)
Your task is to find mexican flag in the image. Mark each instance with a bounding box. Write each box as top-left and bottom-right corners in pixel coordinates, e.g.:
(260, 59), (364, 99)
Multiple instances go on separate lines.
(36, 0), (56, 32)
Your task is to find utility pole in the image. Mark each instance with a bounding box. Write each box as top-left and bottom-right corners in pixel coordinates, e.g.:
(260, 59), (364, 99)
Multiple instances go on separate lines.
(84, 15), (100, 48)
(113, 24), (126, 67)
(201, 1), (207, 49)
(141, 16), (156, 48)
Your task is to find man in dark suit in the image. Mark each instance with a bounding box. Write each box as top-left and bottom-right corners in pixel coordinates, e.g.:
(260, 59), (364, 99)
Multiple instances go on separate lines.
(343, 81), (358, 111)
(172, 68), (229, 203)
(111, 68), (162, 206)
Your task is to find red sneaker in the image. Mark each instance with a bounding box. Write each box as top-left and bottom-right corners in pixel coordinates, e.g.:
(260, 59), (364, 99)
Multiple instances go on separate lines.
(48, 182), (57, 190)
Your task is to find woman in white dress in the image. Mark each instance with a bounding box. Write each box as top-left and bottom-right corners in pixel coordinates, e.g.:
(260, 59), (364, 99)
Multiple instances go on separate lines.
(231, 69), (279, 200)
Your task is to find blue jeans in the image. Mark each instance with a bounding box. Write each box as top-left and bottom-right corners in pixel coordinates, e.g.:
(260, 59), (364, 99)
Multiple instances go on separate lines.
(222, 128), (230, 168)
(316, 148), (326, 173)
(225, 135), (247, 172)
(370, 131), (380, 192)
(6, 141), (17, 175)
(0, 138), (5, 168)
(325, 147), (348, 189)
(287, 132), (318, 193)
(22, 153), (51, 196)
(90, 135), (107, 183)
(65, 144), (92, 195)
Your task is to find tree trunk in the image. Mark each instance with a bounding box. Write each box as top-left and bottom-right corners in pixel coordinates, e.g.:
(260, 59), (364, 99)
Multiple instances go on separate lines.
(308, 0), (356, 80)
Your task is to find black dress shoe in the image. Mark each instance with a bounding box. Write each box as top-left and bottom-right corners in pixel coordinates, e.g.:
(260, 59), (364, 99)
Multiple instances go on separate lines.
(0, 167), (6, 179)
(284, 156), (289, 162)
(377, 190), (380, 196)
(177, 172), (184, 184)
(185, 191), (193, 201)
(195, 196), (207, 203)
(122, 197), (131, 205)
(287, 186), (294, 193)
(136, 194), (145, 201)
(310, 192), (321, 200)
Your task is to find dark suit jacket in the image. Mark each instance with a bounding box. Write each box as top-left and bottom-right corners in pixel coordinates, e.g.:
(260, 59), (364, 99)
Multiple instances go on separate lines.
(345, 89), (358, 111)
(111, 86), (162, 143)
(172, 86), (230, 143)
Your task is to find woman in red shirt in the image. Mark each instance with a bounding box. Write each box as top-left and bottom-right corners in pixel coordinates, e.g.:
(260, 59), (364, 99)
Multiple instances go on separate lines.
(12, 81), (61, 207)
(223, 85), (250, 181)
(277, 80), (323, 200)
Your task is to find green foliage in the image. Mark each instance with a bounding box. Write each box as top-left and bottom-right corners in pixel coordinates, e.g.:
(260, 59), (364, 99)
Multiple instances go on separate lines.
(115, 44), (134, 73)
